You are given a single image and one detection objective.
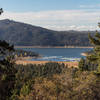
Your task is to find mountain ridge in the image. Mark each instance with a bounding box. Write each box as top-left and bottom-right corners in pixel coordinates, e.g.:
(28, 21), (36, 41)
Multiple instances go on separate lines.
(0, 19), (95, 46)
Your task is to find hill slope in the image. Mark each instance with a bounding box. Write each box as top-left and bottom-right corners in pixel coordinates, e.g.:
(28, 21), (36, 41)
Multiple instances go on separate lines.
(0, 19), (94, 46)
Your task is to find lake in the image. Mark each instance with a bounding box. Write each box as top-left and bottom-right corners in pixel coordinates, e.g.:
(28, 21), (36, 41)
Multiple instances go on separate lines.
(19, 48), (92, 62)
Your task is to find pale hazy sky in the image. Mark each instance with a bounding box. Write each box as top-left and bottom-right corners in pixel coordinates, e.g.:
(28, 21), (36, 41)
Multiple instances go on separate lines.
(0, 0), (100, 31)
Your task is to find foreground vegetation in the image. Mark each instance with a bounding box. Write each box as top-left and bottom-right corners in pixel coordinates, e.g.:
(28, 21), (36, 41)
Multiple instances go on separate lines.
(12, 63), (100, 100)
(1, 26), (100, 99)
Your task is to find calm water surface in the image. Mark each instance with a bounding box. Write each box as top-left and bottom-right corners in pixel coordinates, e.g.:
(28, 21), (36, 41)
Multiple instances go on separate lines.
(19, 48), (92, 61)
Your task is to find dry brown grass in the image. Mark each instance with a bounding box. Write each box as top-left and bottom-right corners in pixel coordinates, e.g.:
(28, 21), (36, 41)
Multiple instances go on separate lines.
(15, 60), (78, 67)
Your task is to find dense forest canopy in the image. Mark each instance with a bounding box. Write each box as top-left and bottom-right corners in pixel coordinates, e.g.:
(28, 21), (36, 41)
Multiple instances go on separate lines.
(0, 19), (95, 46)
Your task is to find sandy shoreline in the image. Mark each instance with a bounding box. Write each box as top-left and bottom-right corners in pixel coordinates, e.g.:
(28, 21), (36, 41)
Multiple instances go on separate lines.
(15, 60), (78, 67)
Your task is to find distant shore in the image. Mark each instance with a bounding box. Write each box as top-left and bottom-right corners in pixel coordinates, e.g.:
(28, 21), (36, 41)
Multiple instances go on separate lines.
(81, 53), (88, 56)
(15, 46), (93, 49)
(14, 45), (90, 67)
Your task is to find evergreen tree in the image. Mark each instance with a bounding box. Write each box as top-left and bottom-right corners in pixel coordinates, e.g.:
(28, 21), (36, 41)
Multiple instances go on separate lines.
(0, 10), (17, 99)
(78, 58), (86, 71)
(78, 24), (100, 72)
(0, 41), (16, 100)
(87, 24), (100, 73)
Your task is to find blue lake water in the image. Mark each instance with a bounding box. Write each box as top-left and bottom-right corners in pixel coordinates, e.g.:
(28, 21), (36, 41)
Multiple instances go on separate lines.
(19, 48), (92, 62)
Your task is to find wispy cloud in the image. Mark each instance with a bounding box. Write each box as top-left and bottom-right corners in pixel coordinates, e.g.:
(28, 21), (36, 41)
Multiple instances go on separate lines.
(80, 4), (100, 9)
(0, 10), (100, 31)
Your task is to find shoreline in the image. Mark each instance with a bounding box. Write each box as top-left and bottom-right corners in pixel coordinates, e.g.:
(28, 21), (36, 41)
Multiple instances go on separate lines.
(81, 53), (88, 56)
(15, 46), (93, 49)
(15, 60), (78, 68)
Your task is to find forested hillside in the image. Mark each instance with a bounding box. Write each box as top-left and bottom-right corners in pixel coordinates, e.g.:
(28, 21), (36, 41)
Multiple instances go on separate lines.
(0, 19), (94, 46)
(0, 35), (100, 100)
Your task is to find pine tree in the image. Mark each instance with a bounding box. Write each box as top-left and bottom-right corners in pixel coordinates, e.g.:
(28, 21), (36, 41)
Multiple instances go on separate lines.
(0, 9), (17, 99)
(78, 58), (86, 71)
(0, 41), (16, 100)
(78, 23), (100, 72)
(88, 23), (100, 73)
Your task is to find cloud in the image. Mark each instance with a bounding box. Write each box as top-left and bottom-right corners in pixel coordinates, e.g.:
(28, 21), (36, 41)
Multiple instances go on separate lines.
(80, 4), (100, 9)
(0, 10), (100, 31)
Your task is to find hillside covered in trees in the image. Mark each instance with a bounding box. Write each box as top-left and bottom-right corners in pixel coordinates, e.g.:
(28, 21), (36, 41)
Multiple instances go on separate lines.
(0, 39), (100, 100)
(0, 19), (94, 46)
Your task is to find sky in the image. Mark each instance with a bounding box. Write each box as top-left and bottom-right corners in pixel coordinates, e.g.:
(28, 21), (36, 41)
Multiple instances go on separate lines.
(0, 0), (100, 31)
